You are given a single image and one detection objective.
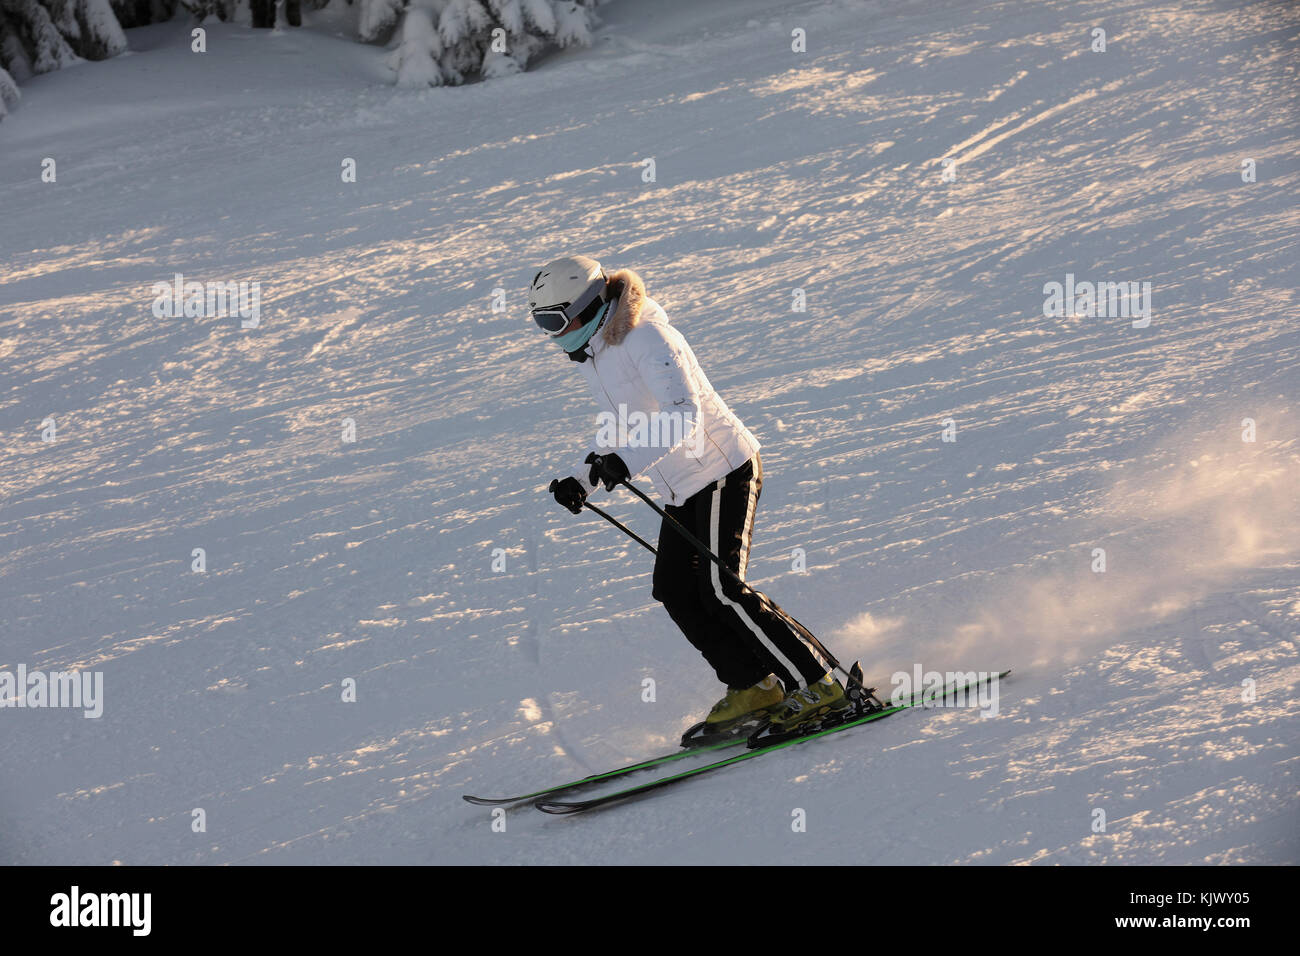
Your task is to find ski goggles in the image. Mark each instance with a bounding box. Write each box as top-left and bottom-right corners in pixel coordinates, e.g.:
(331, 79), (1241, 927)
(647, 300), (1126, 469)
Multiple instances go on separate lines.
(531, 281), (607, 337)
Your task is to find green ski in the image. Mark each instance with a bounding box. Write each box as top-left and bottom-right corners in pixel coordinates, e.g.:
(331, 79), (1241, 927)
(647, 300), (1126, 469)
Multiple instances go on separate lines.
(535, 669), (1011, 815)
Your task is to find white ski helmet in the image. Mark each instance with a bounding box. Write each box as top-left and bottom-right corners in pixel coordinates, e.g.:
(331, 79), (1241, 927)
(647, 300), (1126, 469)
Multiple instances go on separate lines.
(528, 256), (609, 342)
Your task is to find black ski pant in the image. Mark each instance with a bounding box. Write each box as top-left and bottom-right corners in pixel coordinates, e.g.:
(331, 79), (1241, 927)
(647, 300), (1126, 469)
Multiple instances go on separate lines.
(651, 454), (830, 690)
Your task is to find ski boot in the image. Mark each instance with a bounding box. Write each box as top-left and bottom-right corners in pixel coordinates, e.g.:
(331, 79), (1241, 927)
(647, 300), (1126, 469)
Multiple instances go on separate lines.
(680, 675), (784, 747)
(748, 663), (886, 747)
(764, 672), (850, 736)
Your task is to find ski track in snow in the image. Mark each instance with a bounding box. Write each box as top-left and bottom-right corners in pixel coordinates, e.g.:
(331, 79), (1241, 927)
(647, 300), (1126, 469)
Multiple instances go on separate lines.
(0, 0), (1297, 864)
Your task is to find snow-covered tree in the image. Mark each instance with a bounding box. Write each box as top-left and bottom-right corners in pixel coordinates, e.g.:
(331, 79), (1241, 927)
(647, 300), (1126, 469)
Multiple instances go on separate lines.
(2, 0), (82, 74)
(0, 0), (603, 124)
(76, 0), (128, 57)
(0, 19), (37, 80)
(173, 0), (227, 22)
(0, 0), (128, 75)
(488, 0), (520, 34)
(376, 0), (599, 87)
(0, 63), (19, 119)
(388, 0), (442, 87)
(551, 0), (591, 46)
(43, 0), (82, 44)
(518, 0), (551, 34)
(480, 45), (519, 79)
(358, 0), (401, 41)
(109, 0), (177, 29)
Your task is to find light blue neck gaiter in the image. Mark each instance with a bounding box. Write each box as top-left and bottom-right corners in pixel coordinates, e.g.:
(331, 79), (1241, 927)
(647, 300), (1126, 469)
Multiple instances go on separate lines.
(556, 300), (612, 354)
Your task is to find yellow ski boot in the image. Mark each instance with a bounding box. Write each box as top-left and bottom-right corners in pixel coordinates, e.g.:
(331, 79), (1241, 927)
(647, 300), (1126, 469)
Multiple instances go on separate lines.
(767, 673), (849, 735)
(702, 675), (784, 733)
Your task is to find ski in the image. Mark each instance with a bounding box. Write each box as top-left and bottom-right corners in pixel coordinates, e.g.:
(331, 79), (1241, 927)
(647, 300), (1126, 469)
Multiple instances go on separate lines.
(463, 665), (869, 806)
(461, 734), (747, 806)
(535, 668), (1011, 815)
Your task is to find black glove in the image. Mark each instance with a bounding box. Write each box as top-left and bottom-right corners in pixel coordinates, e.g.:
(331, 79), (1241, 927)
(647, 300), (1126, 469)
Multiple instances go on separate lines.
(549, 477), (588, 515)
(585, 452), (629, 492)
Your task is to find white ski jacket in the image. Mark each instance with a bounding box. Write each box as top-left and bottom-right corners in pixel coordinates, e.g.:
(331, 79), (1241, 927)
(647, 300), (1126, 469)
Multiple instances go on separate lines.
(568, 269), (760, 507)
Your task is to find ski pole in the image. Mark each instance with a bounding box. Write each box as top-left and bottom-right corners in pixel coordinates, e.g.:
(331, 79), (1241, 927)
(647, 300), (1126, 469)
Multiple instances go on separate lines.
(613, 474), (857, 688)
(583, 500), (658, 555)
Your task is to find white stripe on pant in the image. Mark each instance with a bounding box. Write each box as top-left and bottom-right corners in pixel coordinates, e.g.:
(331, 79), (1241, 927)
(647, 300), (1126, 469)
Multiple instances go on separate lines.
(708, 472), (827, 688)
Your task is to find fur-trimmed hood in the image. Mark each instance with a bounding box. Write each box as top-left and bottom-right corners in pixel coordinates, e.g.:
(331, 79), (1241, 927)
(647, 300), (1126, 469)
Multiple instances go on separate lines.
(600, 268), (651, 346)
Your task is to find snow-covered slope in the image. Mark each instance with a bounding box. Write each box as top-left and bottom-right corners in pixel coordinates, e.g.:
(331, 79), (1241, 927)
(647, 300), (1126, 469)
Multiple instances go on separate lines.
(1, 0), (1296, 865)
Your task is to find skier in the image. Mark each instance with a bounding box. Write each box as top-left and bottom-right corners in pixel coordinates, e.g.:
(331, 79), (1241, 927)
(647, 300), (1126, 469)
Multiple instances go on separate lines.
(529, 255), (848, 736)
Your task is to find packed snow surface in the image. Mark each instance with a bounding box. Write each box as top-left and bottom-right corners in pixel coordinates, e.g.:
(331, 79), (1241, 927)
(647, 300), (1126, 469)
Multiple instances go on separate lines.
(1, 0), (1296, 864)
